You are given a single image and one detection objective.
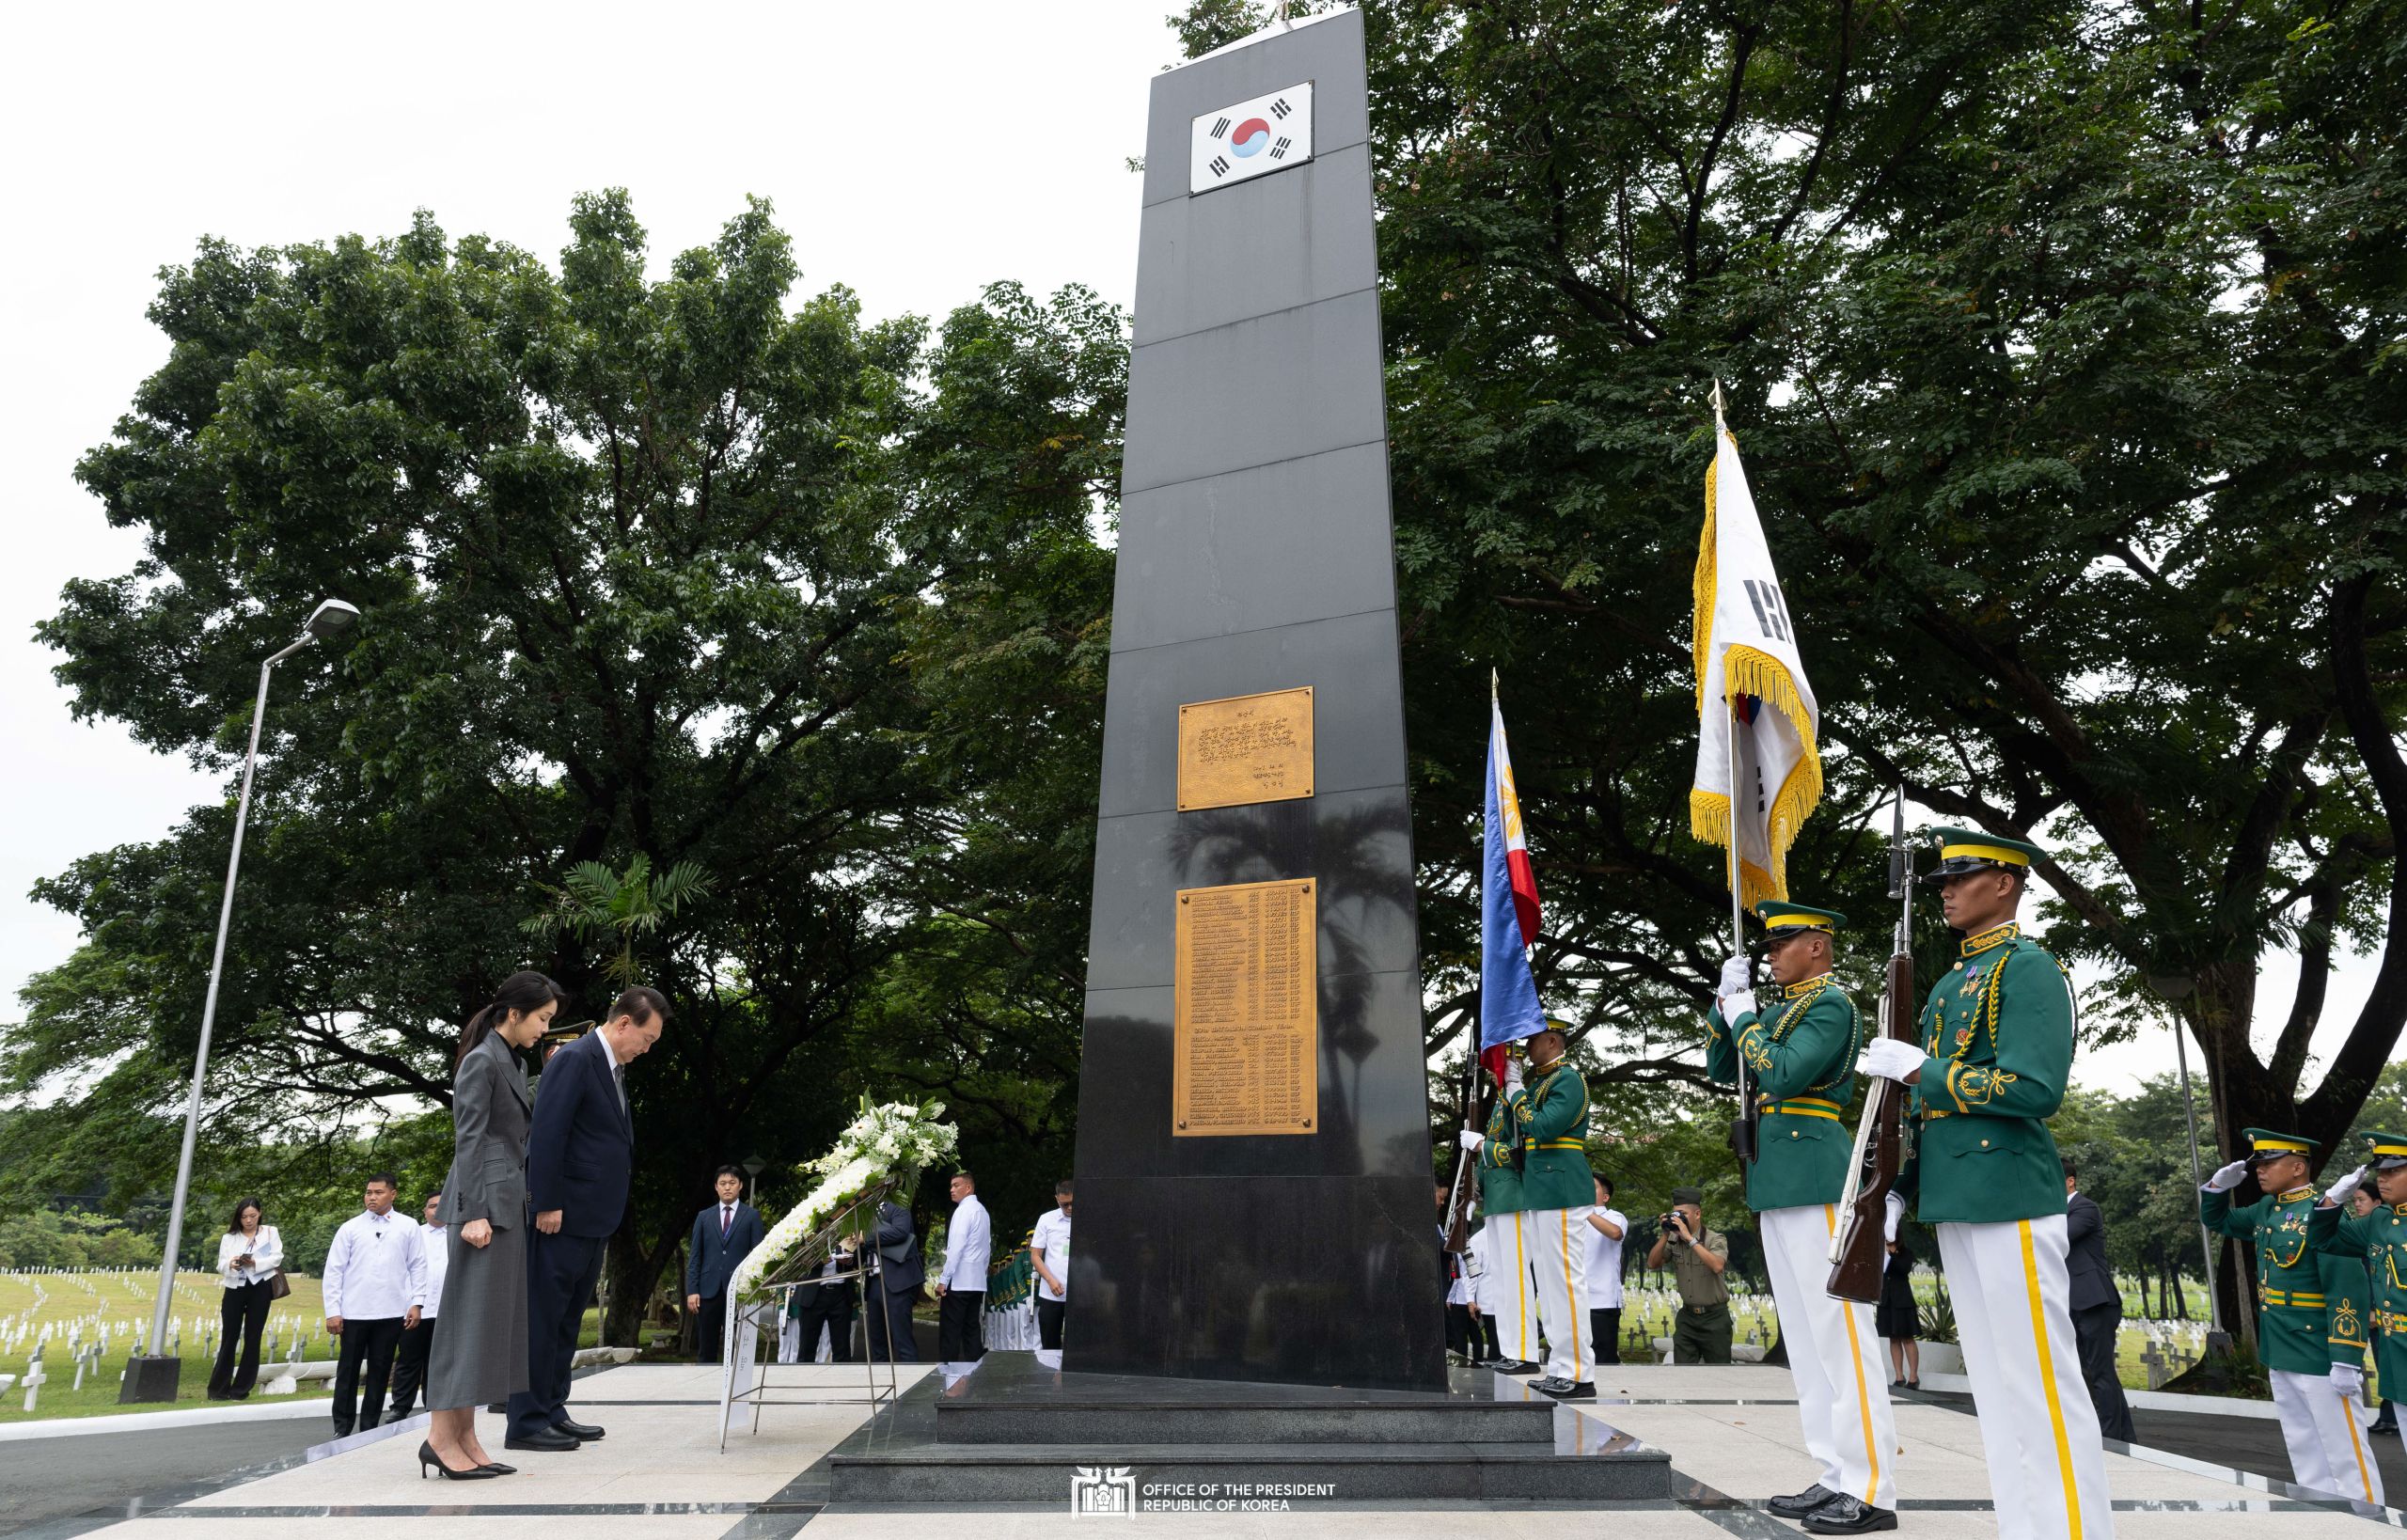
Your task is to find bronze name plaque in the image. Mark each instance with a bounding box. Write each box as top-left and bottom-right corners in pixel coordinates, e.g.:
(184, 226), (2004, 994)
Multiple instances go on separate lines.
(1177, 686), (1314, 811)
(1172, 878), (1318, 1137)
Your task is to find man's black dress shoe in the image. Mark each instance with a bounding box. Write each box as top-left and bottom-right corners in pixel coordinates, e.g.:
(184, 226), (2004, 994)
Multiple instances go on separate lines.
(1801, 1496), (1897, 1533)
(1538, 1379), (1597, 1400)
(1490, 1359), (1542, 1375)
(503, 1426), (582, 1452)
(1767, 1485), (1835, 1518)
(553, 1419), (605, 1440)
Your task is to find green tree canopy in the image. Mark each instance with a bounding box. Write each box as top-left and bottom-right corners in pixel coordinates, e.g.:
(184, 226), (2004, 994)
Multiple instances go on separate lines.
(8, 193), (1124, 1329)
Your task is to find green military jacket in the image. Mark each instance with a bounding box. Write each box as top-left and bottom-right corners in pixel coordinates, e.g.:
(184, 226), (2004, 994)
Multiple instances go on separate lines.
(1506, 1059), (1593, 1212)
(1475, 1085), (1527, 1215)
(1704, 975), (1862, 1212)
(1896, 923), (2072, 1226)
(2204, 1186), (2369, 1375)
(2309, 1201), (2407, 1391)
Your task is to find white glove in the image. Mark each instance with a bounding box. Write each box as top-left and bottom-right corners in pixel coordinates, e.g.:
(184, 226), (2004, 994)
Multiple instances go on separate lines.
(2203, 1159), (2249, 1193)
(1503, 1057), (1524, 1091)
(2334, 1362), (2366, 1400)
(1458, 1130), (1486, 1153)
(1721, 989), (1757, 1021)
(1861, 1038), (1928, 1082)
(1719, 955), (1751, 996)
(2326, 1164), (2368, 1207)
(1884, 1191), (1907, 1243)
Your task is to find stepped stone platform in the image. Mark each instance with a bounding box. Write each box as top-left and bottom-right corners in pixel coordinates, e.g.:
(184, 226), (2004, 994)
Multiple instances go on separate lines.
(826, 1352), (1672, 1505)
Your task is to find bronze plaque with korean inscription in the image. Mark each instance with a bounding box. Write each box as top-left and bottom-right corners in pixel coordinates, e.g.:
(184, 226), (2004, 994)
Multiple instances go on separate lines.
(1177, 687), (1314, 811)
(1172, 877), (1318, 1138)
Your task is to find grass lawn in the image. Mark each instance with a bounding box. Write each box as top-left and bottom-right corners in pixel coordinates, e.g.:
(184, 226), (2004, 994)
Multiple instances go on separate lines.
(0, 1269), (332, 1422)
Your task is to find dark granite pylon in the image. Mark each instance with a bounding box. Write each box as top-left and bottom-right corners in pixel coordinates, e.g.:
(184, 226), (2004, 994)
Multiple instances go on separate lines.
(1067, 8), (1446, 1392)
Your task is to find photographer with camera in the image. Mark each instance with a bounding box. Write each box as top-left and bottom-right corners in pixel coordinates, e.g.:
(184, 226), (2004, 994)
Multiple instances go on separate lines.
(1644, 1186), (1731, 1364)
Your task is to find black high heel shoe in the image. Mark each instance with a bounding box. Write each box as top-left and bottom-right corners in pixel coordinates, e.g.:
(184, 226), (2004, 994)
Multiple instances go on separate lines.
(418, 1440), (499, 1480)
(480, 1460), (517, 1474)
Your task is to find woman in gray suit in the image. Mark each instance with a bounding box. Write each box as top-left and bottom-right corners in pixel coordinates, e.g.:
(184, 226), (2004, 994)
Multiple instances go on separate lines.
(422, 970), (563, 1479)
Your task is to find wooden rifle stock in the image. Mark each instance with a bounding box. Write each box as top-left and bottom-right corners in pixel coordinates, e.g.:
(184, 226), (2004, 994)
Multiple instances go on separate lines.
(1827, 948), (1914, 1302)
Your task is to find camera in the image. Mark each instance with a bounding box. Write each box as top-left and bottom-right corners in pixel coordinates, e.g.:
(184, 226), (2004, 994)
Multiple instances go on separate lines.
(1658, 1213), (1685, 1241)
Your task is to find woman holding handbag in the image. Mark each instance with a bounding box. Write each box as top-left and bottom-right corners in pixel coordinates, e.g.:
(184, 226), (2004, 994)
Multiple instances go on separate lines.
(208, 1198), (283, 1399)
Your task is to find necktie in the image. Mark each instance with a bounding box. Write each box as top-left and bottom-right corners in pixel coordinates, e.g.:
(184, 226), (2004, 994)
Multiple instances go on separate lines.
(721, 1205), (732, 1238)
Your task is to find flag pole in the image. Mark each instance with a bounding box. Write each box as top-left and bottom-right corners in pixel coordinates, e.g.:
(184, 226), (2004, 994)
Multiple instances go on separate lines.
(1712, 385), (1757, 1164)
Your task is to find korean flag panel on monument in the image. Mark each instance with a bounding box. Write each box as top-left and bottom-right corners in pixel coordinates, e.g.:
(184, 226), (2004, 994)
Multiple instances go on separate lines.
(1189, 82), (1314, 194)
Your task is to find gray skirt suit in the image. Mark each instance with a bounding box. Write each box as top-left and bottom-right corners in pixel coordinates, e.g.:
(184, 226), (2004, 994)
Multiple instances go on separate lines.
(428, 1030), (533, 1409)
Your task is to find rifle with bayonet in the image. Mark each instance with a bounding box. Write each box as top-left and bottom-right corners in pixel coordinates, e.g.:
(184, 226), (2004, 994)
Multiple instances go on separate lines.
(1827, 786), (1915, 1302)
(1444, 1052), (1487, 1252)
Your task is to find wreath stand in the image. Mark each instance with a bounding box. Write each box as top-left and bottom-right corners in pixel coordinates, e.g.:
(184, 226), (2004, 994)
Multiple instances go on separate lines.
(717, 1177), (905, 1450)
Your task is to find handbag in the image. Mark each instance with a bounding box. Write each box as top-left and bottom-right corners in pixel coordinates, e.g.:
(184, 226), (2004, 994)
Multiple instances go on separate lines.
(266, 1269), (291, 1300)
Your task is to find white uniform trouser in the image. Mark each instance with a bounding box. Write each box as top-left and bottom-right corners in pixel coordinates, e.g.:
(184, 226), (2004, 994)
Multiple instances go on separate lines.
(2269, 1368), (2383, 1503)
(1759, 1203), (1899, 1508)
(1523, 1204), (1596, 1384)
(1936, 1217), (2115, 1540)
(1483, 1210), (1540, 1366)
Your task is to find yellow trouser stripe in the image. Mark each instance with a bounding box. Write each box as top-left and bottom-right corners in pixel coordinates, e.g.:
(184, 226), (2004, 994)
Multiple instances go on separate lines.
(1826, 1204), (1880, 1502)
(2342, 1392), (2376, 1501)
(1562, 1209), (1585, 1383)
(1513, 1212), (1533, 1359)
(2020, 1219), (2083, 1540)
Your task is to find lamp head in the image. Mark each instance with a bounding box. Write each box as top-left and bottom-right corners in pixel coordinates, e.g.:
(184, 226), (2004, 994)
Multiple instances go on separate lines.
(305, 599), (359, 640)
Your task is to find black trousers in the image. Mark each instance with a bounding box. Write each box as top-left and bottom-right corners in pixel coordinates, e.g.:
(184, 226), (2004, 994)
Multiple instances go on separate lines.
(864, 1286), (920, 1361)
(509, 1230), (605, 1438)
(1480, 1312), (1502, 1359)
(2072, 1299), (2135, 1442)
(1037, 1297), (1066, 1350)
(938, 1289), (986, 1360)
(791, 1296), (855, 1362)
(1591, 1306), (1623, 1365)
(332, 1315), (404, 1434)
(695, 1293), (729, 1363)
(1446, 1303), (1483, 1360)
(209, 1283), (273, 1398)
(388, 1314), (437, 1418)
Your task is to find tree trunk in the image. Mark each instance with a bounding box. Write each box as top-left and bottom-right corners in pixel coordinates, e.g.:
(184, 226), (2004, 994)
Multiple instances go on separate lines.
(2167, 1264), (2187, 1323)
(603, 1227), (677, 1351)
(2137, 1267), (2152, 1319)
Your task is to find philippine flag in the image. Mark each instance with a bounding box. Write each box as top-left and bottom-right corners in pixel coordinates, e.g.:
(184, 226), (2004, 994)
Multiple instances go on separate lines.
(1479, 693), (1546, 1085)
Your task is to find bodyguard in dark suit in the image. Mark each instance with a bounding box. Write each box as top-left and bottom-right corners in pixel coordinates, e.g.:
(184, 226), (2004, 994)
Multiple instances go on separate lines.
(863, 1199), (923, 1362)
(2063, 1158), (2135, 1442)
(685, 1166), (765, 1363)
(505, 985), (667, 1452)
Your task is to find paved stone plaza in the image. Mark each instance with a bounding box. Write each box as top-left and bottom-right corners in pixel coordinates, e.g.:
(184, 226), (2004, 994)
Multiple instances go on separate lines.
(13, 1358), (2403, 1539)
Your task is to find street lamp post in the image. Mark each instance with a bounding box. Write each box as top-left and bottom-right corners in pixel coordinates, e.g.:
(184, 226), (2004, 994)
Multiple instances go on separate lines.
(120, 599), (358, 1405)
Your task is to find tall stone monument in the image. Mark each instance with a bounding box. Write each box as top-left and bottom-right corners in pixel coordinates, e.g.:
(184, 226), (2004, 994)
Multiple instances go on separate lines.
(1067, 7), (1447, 1393)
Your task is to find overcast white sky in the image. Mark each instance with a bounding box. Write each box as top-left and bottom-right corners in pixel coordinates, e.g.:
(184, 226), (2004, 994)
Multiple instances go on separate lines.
(0, 1), (2387, 1103)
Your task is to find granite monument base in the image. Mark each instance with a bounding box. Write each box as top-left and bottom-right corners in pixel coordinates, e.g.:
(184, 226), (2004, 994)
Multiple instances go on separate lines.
(826, 1352), (1673, 1505)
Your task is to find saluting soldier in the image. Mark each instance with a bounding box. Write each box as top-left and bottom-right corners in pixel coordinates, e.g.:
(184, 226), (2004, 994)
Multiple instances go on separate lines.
(2201, 1130), (2383, 1503)
(2309, 1132), (2407, 1468)
(1707, 902), (1898, 1535)
(1858, 828), (2113, 1540)
(1462, 1047), (1540, 1375)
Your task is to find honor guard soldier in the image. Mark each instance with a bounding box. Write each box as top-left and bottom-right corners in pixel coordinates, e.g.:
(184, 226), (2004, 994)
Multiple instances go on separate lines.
(1462, 1047), (1541, 1375)
(1707, 902), (1899, 1534)
(1859, 828), (2114, 1540)
(2310, 1132), (2407, 1470)
(2201, 1130), (2383, 1503)
(1513, 1022), (1596, 1398)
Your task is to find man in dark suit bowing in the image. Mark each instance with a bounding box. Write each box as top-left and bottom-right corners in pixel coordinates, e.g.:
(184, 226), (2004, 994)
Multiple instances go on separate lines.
(686, 1166), (765, 1362)
(2063, 1156), (2135, 1442)
(506, 985), (667, 1453)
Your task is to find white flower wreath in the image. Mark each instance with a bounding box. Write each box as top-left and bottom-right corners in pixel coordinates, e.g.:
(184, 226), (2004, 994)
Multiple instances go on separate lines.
(732, 1095), (959, 1301)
